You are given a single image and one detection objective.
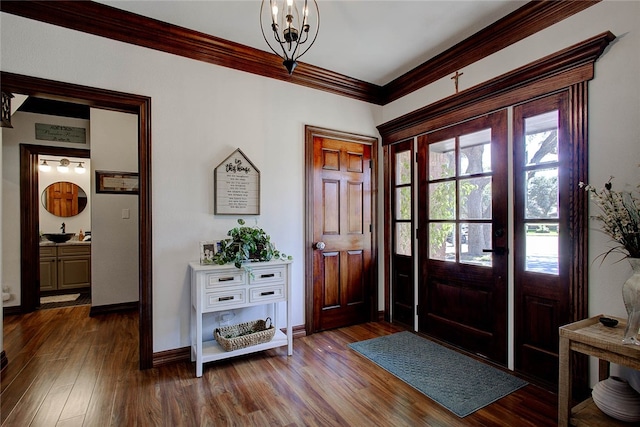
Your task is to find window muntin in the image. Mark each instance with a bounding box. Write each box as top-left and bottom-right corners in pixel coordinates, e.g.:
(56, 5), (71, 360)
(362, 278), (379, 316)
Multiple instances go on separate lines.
(428, 128), (493, 266)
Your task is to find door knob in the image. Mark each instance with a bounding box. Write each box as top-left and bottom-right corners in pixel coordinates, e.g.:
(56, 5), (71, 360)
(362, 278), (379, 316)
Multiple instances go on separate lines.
(314, 241), (326, 250)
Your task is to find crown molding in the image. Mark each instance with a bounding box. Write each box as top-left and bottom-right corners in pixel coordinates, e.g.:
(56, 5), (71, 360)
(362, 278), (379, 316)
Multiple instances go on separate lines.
(0, 1), (383, 104)
(1, 1), (599, 106)
(381, 0), (601, 104)
(377, 31), (616, 144)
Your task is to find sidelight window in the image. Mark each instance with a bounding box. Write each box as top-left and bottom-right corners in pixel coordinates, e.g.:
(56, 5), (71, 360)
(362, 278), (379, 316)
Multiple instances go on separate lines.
(521, 111), (559, 275)
(393, 149), (413, 256)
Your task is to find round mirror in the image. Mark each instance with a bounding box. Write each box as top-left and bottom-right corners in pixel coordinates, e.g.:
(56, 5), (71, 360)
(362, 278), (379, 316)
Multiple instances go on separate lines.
(41, 181), (88, 217)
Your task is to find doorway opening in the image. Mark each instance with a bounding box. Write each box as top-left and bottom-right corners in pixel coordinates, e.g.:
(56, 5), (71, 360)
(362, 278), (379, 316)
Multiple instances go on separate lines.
(2, 72), (153, 369)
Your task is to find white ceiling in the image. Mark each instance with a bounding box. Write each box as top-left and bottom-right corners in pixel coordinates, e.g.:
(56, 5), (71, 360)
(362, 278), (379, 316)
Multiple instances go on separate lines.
(98, 0), (527, 85)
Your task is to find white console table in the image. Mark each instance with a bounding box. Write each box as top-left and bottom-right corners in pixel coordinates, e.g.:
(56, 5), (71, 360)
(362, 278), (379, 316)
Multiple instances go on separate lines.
(189, 260), (293, 377)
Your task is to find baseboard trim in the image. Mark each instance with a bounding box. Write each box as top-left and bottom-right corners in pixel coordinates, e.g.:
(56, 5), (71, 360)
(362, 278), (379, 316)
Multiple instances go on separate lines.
(1, 350), (7, 372)
(153, 346), (191, 368)
(89, 301), (138, 316)
(152, 324), (308, 368)
(2, 306), (22, 316)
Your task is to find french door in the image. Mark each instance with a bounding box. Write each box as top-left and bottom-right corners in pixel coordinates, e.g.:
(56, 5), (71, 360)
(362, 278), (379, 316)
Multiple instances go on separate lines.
(417, 111), (508, 364)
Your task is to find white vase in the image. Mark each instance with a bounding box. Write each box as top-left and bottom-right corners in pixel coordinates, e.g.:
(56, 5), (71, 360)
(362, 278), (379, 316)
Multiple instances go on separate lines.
(622, 258), (640, 345)
(592, 376), (640, 422)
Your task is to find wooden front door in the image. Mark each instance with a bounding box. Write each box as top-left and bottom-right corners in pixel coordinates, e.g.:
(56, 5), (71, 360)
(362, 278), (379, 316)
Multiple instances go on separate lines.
(417, 111), (509, 364)
(305, 126), (377, 333)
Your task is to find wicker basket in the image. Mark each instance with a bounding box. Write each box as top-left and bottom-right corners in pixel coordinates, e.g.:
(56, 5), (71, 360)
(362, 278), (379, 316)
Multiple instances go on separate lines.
(214, 317), (275, 352)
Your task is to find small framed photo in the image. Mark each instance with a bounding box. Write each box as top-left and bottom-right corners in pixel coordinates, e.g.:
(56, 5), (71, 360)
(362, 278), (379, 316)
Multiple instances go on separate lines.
(96, 170), (139, 194)
(199, 241), (219, 265)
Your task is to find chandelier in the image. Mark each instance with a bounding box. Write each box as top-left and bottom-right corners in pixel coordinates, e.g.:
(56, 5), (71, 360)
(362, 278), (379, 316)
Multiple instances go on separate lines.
(260, 0), (320, 75)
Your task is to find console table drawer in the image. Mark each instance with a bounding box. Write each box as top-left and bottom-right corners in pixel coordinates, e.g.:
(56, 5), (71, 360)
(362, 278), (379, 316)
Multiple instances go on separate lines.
(204, 288), (246, 310)
(249, 284), (285, 303)
(250, 266), (286, 284)
(204, 271), (245, 288)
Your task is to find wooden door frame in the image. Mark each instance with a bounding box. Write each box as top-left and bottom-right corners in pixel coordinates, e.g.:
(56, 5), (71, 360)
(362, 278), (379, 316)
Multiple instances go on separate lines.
(304, 125), (379, 334)
(20, 144), (90, 297)
(378, 34), (614, 394)
(2, 72), (153, 370)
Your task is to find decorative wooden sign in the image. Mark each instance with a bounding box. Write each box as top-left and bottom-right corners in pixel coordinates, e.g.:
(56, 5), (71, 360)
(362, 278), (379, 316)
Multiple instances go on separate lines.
(35, 123), (87, 144)
(95, 170), (139, 194)
(214, 148), (260, 215)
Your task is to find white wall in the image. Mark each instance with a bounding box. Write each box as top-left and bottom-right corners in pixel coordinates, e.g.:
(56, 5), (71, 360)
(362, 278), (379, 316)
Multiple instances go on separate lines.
(2, 112), (91, 306)
(0, 12), (381, 352)
(382, 0), (640, 385)
(90, 108), (139, 306)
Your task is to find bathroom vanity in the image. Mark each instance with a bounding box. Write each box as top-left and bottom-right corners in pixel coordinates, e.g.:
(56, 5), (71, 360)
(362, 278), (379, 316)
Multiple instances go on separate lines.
(39, 242), (91, 292)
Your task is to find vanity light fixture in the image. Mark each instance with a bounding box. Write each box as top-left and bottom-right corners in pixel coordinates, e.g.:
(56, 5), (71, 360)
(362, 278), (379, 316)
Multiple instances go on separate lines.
(75, 162), (86, 174)
(39, 159), (51, 172)
(57, 158), (70, 173)
(260, 0), (319, 75)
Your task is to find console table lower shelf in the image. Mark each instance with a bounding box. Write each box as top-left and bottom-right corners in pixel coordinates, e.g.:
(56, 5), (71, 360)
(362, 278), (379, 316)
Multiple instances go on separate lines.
(558, 314), (640, 427)
(197, 329), (289, 363)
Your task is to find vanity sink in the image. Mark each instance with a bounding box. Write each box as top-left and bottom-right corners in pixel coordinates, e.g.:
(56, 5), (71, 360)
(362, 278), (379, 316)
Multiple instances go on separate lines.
(43, 233), (75, 243)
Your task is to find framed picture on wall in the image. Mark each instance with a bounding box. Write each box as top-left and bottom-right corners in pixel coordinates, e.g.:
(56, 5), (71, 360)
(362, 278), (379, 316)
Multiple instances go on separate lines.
(96, 170), (139, 194)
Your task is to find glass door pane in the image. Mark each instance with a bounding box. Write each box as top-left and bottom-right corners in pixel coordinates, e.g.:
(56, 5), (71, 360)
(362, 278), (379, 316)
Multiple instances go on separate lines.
(427, 129), (493, 266)
(522, 113), (560, 275)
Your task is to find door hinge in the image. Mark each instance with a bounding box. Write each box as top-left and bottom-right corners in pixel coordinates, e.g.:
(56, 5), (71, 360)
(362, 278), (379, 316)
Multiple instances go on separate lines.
(416, 305), (419, 315)
(415, 152), (418, 163)
(369, 160), (372, 169)
(369, 224), (373, 233)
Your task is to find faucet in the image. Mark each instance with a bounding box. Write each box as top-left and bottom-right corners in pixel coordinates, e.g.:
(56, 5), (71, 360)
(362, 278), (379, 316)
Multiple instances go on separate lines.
(61, 222), (65, 233)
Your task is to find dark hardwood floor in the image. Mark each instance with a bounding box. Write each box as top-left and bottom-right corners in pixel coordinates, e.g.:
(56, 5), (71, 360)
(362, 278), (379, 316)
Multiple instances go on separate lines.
(2, 306), (558, 426)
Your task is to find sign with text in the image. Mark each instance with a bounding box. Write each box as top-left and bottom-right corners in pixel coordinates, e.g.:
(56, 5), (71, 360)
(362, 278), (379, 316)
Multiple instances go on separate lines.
(214, 148), (260, 215)
(35, 123), (87, 144)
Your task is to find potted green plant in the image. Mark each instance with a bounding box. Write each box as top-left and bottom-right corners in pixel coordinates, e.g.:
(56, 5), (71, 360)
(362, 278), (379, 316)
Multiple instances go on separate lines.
(212, 219), (291, 268)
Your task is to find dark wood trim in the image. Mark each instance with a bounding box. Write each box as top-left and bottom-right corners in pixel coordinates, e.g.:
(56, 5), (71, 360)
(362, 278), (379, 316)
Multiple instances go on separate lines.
(89, 301), (138, 317)
(2, 71), (153, 370)
(383, 145), (392, 322)
(382, 0), (601, 103)
(291, 324), (307, 340)
(0, 0), (382, 105)
(2, 306), (22, 316)
(378, 32), (615, 143)
(0, 1), (599, 106)
(152, 346), (191, 368)
(0, 350), (7, 372)
(304, 126), (379, 334)
(569, 81), (590, 400)
(19, 144), (90, 313)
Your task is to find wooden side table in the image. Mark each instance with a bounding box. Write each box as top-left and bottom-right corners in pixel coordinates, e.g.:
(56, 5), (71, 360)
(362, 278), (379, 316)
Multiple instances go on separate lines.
(558, 315), (640, 426)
